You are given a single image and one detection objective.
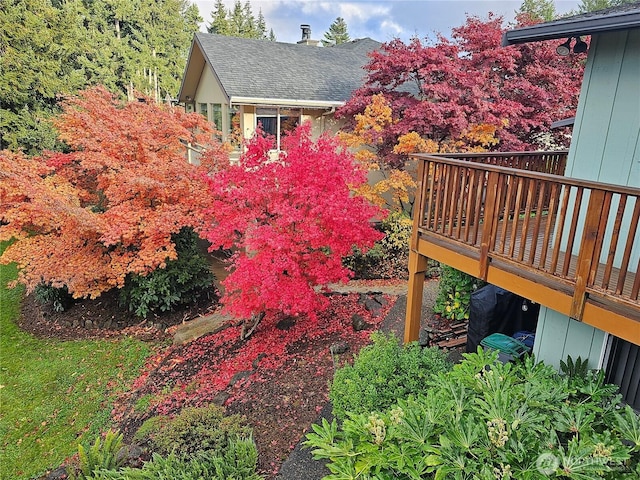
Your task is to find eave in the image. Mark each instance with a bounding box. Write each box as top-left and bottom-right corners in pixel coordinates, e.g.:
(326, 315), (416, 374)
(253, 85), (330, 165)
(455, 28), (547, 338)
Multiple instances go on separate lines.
(229, 96), (344, 109)
(502, 8), (640, 45)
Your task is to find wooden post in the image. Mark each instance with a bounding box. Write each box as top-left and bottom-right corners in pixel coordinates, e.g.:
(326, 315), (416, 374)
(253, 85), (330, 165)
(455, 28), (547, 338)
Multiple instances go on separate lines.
(405, 157), (428, 344)
(571, 190), (606, 320)
(405, 249), (428, 343)
(479, 171), (499, 280)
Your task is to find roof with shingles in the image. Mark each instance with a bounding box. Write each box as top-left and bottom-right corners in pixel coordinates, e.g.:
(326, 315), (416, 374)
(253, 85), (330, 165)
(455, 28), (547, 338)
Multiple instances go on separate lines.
(187, 33), (380, 104)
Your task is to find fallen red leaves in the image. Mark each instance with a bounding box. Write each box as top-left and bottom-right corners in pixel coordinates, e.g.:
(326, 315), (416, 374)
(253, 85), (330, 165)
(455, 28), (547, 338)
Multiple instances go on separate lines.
(112, 292), (396, 478)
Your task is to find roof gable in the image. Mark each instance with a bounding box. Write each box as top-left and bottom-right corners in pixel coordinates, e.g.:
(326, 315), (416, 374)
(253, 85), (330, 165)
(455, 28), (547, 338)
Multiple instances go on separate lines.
(178, 33), (380, 105)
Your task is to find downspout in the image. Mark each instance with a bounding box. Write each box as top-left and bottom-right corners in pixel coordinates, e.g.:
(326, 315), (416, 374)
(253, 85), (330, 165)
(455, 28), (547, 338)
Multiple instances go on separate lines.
(321, 107), (336, 133)
(277, 106), (281, 151)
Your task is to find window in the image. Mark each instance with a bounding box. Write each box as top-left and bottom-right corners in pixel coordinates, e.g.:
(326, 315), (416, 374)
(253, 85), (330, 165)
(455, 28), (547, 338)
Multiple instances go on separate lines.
(604, 336), (639, 410)
(256, 107), (301, 150)
(199, 103), (208, 119)
(211, 103), (222, 130)
(228, 106), (241, 148)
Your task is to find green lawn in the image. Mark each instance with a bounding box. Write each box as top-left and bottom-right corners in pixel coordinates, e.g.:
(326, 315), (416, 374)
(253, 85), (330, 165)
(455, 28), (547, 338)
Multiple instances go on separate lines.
(0, 245), (153, 479)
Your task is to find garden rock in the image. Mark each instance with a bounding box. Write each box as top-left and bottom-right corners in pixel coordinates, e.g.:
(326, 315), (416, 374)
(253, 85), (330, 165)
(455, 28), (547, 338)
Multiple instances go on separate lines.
(43, 467), (68, 480)
(229, 370), (251, 386)
(329, 342), (349, 355)
(212, 391), (231, 406)
(359, 293), (385, 315)
(351, 314), (371, 331)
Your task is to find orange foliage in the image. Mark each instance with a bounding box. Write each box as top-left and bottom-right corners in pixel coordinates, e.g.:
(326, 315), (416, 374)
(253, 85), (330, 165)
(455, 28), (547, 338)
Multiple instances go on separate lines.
(0, 86), (228, 299)
(339, 94), (416, 210)
(395, 123), (501, 155)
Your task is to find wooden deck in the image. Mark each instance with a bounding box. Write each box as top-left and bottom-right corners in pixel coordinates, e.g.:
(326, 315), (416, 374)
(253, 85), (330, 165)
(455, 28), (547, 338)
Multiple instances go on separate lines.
(406, 153), (640, 346)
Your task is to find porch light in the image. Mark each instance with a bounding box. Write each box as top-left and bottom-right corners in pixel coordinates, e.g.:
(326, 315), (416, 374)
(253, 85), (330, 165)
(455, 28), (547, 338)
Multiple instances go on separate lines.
(573, 37), (588, 53)
(556, 38), (572, 56)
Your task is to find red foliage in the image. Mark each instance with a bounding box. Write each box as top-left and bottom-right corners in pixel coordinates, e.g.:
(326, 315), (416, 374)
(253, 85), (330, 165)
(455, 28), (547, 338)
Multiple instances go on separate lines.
(0, 86), (229, 298)
(117, 293), (393, 417)
(201, 124), (384, 320)
(339, 13), (585, 167)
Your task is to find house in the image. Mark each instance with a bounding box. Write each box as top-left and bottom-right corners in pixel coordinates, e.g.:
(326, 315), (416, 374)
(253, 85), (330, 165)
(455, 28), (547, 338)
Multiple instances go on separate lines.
(404, 3), (639, 407)
(176, 27), (380, 154)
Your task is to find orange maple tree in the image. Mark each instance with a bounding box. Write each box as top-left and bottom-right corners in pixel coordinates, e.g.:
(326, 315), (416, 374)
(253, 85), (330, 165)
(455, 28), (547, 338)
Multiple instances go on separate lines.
(0, 86), (228, 299)
(339, 94), (416, 211)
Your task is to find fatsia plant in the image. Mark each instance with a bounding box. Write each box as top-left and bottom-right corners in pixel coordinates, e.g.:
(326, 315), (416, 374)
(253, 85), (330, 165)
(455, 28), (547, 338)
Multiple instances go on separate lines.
(306, 350), (640, 479)
(0, 86), (228, 299)
(202, 124), (384, 335)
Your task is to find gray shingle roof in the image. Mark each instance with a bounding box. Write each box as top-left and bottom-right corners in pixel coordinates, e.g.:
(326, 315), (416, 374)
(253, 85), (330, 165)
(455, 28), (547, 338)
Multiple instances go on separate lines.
(194, 33), (380, 103)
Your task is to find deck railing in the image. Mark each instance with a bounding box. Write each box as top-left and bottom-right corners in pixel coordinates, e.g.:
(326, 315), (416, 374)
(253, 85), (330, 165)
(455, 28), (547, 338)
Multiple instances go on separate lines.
(414, 154), (640, 320)
(432, 150), (568, 176)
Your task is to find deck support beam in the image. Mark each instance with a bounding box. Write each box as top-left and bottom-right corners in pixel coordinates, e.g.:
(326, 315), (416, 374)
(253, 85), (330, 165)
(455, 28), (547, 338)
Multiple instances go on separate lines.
(404, 249), (428, 343)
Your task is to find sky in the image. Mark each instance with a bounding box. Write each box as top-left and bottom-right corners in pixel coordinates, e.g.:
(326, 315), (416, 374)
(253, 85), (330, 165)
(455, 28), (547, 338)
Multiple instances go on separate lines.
(193, 0), (582, 44)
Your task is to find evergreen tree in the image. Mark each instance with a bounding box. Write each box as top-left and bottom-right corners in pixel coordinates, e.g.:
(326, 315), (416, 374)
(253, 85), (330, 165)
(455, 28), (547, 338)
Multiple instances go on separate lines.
(0, 0), (90, 153)
(256, 10), (267, 38)
(0, 0), (201, 154)
(207, 0), (229, 35)
(230, 1), (245, 35)
(518, 0), (556, 21)
(322, 17), (350, 46)
(577, 0), (635, 12)
(205, 0), (271, 39)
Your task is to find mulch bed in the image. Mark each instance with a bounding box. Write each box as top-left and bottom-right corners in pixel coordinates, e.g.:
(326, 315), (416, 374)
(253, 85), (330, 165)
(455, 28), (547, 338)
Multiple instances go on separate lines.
(20, 288), (398, 479)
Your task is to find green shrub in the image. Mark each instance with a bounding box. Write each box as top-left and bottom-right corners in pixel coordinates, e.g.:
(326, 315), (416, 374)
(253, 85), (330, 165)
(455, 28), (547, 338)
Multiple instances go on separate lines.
(344, 210), (415, 279)
(135, 404), (252, 458)
(34, 282), (74, 312)
(68, 430), (126, 480)
(88, 439), (263, 480)
(329, 332), (451, 420)
(307, 349), (640, 479)
(433, 265), (484, 320)
(119, 228), (215, 318)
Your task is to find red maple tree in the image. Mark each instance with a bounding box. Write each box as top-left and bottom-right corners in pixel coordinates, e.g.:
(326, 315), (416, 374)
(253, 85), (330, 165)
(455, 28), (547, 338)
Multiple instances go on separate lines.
(0, 86), (228, 298)
(202, 124), (384, 328)
(339, 13), (585, 167)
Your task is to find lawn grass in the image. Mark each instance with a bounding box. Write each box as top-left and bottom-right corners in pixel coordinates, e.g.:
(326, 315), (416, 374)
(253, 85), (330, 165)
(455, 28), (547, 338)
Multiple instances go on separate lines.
(0, 244), (153, 479)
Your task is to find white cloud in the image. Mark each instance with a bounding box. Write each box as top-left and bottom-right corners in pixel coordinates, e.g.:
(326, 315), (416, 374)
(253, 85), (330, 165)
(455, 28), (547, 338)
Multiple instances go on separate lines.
(380, 19), (404, 36)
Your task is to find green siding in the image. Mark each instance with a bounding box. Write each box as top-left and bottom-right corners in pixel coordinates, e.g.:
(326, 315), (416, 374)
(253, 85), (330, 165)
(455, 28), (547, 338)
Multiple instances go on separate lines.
(536, 29), (639, 369)
(533, 307), (606, 369)
(565, 29), (640, 187)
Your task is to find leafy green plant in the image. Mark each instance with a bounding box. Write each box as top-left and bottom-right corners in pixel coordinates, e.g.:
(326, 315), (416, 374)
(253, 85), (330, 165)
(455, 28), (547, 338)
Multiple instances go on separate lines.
(307, 350), (640, 479)
(34, 283), (74, 312)
(329, 332), (451, 420)
(88, 438), (263, 480)
(560, 355), (590, 379)
(343, 210), (418, 279)
(433, 265), (484, 320)
(119, 228), (215, 318)
(135, 404), (252, 458)
(68, 430), (126, 479)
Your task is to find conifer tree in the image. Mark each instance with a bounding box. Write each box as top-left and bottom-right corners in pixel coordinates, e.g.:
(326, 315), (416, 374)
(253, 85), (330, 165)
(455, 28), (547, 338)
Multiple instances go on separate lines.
(1, 0), (201, 154)
(518, 0), (556, 21)
(208, 0), (230, 35)
(322, 17), (350, 46)
(206, 0), (271, 39)
(577, 0), (635, 12)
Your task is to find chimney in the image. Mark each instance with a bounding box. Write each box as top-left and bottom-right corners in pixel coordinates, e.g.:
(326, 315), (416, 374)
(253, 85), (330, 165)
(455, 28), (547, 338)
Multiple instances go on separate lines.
(297, 24), (319, 46)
